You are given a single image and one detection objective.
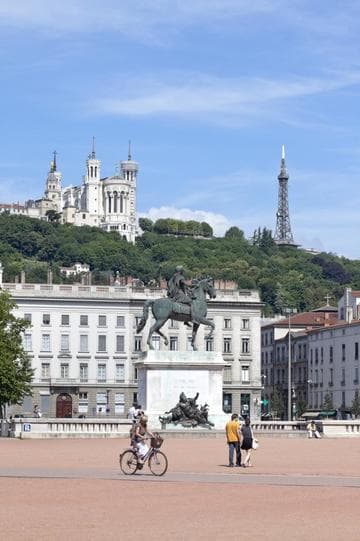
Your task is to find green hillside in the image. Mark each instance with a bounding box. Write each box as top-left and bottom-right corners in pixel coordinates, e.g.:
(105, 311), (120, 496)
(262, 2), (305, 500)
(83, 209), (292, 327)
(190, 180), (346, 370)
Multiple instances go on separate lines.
(0, 214), (358, 315)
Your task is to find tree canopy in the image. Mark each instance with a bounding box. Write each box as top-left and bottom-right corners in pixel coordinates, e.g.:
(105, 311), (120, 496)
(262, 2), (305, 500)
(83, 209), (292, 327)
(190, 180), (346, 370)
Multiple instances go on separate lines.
(0, 290), (33, 418)
(0, 213), (358, 315)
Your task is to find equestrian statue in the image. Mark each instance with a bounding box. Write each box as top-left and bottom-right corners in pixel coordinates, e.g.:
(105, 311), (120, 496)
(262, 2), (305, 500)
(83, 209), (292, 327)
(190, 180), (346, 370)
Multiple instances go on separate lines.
(136, 265), (216, 350)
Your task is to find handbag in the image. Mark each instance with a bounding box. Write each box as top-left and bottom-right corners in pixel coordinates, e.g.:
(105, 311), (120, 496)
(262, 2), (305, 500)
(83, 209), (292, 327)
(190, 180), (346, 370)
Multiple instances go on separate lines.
(252, 438), (259, 450)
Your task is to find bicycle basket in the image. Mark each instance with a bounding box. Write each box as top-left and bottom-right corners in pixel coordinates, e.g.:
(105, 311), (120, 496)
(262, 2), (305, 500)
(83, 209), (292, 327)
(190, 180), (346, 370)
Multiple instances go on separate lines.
(151, 435), (163, 449)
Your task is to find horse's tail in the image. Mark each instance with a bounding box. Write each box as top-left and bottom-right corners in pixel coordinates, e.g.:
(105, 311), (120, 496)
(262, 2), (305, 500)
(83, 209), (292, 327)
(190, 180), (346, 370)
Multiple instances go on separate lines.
(136, 300), (153, 333)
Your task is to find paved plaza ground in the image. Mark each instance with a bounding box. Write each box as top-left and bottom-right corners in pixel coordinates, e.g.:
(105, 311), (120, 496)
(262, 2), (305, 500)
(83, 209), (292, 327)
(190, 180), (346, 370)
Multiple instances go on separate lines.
(1, 436), (360, 540)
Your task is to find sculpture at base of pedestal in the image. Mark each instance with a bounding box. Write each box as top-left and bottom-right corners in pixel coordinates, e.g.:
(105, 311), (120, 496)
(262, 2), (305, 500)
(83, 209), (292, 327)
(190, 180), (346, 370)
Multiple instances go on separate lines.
(135, 350), (230, 430)
(159, 392), (214, 429)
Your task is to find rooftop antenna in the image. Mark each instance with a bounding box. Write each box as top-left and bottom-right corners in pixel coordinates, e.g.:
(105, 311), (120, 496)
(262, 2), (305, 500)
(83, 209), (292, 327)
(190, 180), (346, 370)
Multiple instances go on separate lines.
(91, 136), (96, 159)
(128, 139), (132, 161)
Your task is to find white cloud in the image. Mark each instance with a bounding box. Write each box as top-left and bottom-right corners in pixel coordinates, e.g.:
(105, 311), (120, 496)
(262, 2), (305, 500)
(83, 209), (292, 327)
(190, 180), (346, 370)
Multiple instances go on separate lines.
(140, 206), (232, 236)
(0, 0), (277, 36)
(92, 71), (360, 123)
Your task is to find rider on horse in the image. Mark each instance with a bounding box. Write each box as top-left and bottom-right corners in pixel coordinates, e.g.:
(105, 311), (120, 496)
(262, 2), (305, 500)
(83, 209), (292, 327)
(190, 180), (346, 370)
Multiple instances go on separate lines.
(167, 266), (199, 325)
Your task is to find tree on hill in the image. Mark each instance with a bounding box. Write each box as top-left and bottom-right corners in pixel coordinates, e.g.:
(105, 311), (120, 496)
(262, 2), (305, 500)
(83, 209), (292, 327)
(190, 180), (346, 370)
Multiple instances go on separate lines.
(45, 209), (62, 223)
(0, 290), (33, 418)
(138, 217), (153, 232)
(225, 226), (244, 239)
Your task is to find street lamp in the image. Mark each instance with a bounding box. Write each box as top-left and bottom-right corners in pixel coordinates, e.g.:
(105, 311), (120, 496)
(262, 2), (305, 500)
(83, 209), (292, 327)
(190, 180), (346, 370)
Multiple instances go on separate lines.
(284, 308), (297, 421)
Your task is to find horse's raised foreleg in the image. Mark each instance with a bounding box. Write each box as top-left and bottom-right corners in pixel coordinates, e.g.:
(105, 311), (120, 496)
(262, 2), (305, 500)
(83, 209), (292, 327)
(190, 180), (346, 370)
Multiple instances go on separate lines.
(147, 318), (169, 348)
(191, 322), (200, 351)
(198, 317), (215, 339)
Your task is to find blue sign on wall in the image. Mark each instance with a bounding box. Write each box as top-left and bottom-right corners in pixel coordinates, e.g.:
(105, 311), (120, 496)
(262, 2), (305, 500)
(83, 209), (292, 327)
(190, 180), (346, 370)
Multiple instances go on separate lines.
(23, 423), (32, 432)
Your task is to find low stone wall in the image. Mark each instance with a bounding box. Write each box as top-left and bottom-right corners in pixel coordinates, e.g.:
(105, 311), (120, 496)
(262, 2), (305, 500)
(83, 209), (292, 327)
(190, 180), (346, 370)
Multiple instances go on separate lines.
(10, 418), (133, 439)
(7, 418), (360, 439)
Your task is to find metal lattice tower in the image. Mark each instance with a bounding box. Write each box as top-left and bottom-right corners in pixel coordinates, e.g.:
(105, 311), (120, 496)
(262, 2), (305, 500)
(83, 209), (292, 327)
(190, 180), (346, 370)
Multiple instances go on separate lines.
(274, 145), (296, 246)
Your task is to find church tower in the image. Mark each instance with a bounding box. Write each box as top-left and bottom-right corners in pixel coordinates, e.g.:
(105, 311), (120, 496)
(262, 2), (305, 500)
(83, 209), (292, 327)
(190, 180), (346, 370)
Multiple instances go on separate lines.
(120, 141), (138, 240)
(84, 137), (102, 224)
(44, 151), (62, 213)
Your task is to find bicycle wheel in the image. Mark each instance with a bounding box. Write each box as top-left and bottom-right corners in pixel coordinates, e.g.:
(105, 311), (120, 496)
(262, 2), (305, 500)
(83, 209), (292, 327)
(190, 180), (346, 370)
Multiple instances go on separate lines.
(119, 450), (138, 475)
(148, 450), (168, 476)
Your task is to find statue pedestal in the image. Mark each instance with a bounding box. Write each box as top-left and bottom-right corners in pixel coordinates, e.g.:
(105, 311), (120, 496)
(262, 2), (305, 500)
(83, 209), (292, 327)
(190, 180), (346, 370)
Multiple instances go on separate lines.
(135, 351), (230, 430)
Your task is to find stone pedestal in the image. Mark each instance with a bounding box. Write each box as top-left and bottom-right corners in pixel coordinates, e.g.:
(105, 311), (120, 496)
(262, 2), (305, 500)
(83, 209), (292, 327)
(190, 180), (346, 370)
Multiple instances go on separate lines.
(135, 351), (230, 430)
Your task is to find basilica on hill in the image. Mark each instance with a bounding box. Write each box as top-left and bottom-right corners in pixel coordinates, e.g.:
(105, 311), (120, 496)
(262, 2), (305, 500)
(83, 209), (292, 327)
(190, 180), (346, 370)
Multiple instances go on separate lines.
(0, 141), (139, 242)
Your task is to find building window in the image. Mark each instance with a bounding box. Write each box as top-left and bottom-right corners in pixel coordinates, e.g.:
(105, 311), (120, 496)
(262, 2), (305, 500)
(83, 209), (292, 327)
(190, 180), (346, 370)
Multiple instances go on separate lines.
(98, 335), (107, 352)
(41, 334), (51, 352)
(342, 344), (346, 362)
(329, 346), (333, 363)
(134, 336), (142, 352)
(329, 368), (334, 385)
(315, 348), (318, 363)
(223, 337), (232, 354)
(223, 365), (232, 383)
(169, 320), (179, 329)
(97, 363), (107, 382)
(115, 393), (125, 414)
(79, 392), (88, 414)
(341, 368), (346, 385)
(134, 367), (138, 381)
(116, 315), (125, 328)
(354, 366), (359, 384)
(115, 363), (125, 382)
(320, 347), (324, 363)
(96, 392), (107, 414)
(134, 315), (142, 329)
(60, 363), (69, 379)
(24, 313), (32, 323)
(170, 336), (178, 351)
(41, 363), (50, 380)
(151, 336), (160, 350)
(23, 333), (32, 351)
(205, 337), (214, 352)
(98, 315), (107, 327)
(355, 342), (359, 361)
(187, 336), (193, 351)
(116, 335), (125, 353)
(241, 365), (250, 383)
(241, 338), (250, 354)
(61, 314), (69, 326)
(60, 334), (70, 352)
(241, 319), (250, 330)
(80, 315), (88, 326)
(79, 335), (89, 353)
(224, 318), (232, 329)
(80, 363), (88, 382)
(42, 313), (51, 325)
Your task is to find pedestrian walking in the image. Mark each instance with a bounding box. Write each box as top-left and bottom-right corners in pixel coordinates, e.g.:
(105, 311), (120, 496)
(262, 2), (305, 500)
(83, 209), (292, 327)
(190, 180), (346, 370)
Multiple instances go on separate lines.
(225, 413), (241, 467)
(241, 418), (255, 467)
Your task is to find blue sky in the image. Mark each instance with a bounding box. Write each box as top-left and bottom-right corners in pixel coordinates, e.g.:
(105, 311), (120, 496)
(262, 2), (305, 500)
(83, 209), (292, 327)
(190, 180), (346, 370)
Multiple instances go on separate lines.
(1, 1), (360, 257)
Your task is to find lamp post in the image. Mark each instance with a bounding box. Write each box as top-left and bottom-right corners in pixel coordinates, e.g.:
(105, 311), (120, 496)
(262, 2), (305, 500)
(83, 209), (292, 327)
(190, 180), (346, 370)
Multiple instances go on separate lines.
(284, 308), (296, 421)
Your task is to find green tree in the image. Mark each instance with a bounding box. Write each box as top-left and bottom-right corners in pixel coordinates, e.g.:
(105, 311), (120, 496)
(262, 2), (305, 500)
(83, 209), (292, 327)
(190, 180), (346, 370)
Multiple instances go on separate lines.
(225, 226), (244, 239)
(322, 392), (334, 412)
(138, 217), (153, 233)
(271, 387), (285, 419)
(0, 291), (33, 418)
(351, 393), (360, 418)
(295, 397), (307, 418)
(45, 209), (61, 223)
(200, 222), (213, 238)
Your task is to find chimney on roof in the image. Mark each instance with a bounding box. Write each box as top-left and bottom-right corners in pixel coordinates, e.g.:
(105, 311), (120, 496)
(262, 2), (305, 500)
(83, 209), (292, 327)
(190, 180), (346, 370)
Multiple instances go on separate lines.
(345, 287), (353, 324)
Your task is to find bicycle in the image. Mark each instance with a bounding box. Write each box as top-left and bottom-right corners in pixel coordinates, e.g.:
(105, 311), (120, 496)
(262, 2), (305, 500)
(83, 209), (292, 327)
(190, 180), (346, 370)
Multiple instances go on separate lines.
(119, 434), (168, 476)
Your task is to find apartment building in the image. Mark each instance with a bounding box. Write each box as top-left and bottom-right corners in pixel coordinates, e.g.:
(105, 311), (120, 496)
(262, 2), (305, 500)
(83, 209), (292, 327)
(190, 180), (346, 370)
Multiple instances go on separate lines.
(5, 281), (263, 419)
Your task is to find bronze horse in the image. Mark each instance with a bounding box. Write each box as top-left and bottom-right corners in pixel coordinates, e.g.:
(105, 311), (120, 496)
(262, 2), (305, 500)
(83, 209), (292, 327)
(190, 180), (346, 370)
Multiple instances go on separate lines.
(136, 277), (216, 350)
